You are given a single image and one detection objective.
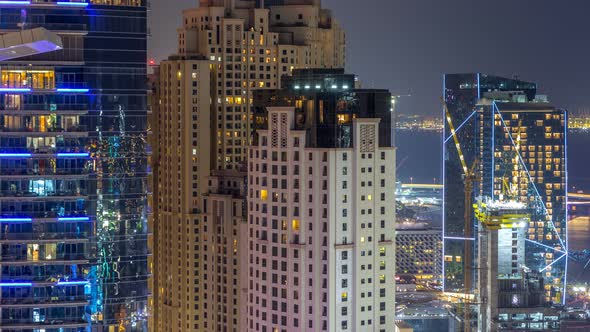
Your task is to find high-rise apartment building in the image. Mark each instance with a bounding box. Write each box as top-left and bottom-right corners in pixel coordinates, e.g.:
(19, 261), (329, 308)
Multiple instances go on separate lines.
(178, 0), (345, 172)
(396, 226), (442, 282)
(150, 1), (345, 331)
(479, 98), (567, 304)
(0, 0), (148, 331)
(443, 75), (567, 304)
(247, 69), (396, 332)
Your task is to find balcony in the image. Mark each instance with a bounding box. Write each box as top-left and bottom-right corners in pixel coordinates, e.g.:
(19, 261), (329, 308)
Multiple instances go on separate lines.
(0, 255), (90, 266)
(0, 232), (91, 244)
(0, 124), (88, 137)
(0, 298), (89, 308)
(0, 167), (92, 177)
(0, 321), (88, 330)
(0, 190), (88, 201)
(0, 104), (88, 115)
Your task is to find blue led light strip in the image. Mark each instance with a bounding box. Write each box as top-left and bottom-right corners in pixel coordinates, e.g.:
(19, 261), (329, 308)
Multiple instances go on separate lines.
(57, 152), (90, 157)
(441, 74), (446, 291)
(0, 88), (31, 92)
(0, 153), (89, 158)
(443, 236), (475, 241)
(0, 281), (88, 287)
(56, 88), (90, 92)
(563, 109), (569, 305)
(540, 253), (567, 272)
(0, 217), (32, 222)
(0, 153), (32, 158)
(444, 111), (476, 143)
(525, 238), (566, 254)
(0, 282), (32, 287)
(56, 2), (88, 7)
(58, 217), (90, 222)
(57, 280), (89, 286)
(0, 217), (90, 222)
(0, 1), (30, 5)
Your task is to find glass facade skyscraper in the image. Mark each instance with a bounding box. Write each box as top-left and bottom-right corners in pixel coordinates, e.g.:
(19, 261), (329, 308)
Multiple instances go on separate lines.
(0, 1), (148, 331)
(482, 101), (567, 304)
(443, 74), (567, 304)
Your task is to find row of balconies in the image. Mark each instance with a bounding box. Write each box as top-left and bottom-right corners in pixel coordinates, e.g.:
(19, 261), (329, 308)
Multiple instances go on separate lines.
(0, 190), (86, 199)
(0, 232), (90, 243)
(0, 103), (87, 113)
(0, 125), (88, 134)
(0, 256), (90, 266)
(0, 167), (92, 176)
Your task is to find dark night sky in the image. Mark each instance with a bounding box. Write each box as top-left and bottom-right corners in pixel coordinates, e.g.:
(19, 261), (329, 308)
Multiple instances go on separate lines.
(149, 0), (590, 116)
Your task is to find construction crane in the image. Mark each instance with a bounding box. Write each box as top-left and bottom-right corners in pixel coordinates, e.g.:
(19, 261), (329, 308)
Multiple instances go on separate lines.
(442, 98), (480, 332)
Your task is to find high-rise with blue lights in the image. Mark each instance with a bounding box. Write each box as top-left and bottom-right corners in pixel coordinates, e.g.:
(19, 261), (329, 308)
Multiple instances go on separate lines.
(443, 74), (567, 305)
(0, 0), (148, 331)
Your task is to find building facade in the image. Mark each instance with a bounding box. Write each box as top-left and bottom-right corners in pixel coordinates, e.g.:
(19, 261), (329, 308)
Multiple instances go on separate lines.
(150, 1), (345, 331)
(478, 98), (567, 303)
(395, 227), (442, 282)
(177, 0), (345, 173)
(0, 0), (148, 331)
(247, 72), (396, 331)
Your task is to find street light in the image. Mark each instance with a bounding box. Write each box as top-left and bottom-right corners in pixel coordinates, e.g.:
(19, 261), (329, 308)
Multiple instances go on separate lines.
(0, 27), (62, 61)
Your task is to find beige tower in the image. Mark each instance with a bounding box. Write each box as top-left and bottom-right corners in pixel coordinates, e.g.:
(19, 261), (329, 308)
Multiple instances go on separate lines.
(149, 1), (346, 331)
(176, 0), (345, 171)
(248, 107), (396, 332)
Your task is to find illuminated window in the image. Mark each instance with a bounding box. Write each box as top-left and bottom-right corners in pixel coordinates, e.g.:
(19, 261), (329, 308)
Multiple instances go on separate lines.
(260, 189), (268, 201)
(292, 219), (300, 231)
(337, 114), (351, 124)
(1, 69), (55, 89)
(341, 292), (348, 301)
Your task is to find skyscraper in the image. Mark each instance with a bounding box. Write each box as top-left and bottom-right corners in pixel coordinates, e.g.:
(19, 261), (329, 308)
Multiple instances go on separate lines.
(479, 98), (567, 305)
(248, 69), (396, 331)
(443, 74), (536, 294)
(0, 0), (148, 331)
(443, 74), (567, 302)
(475, 200), (561, 332)
(177, 0), (345, 173)
(150, 1), (345, 331)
